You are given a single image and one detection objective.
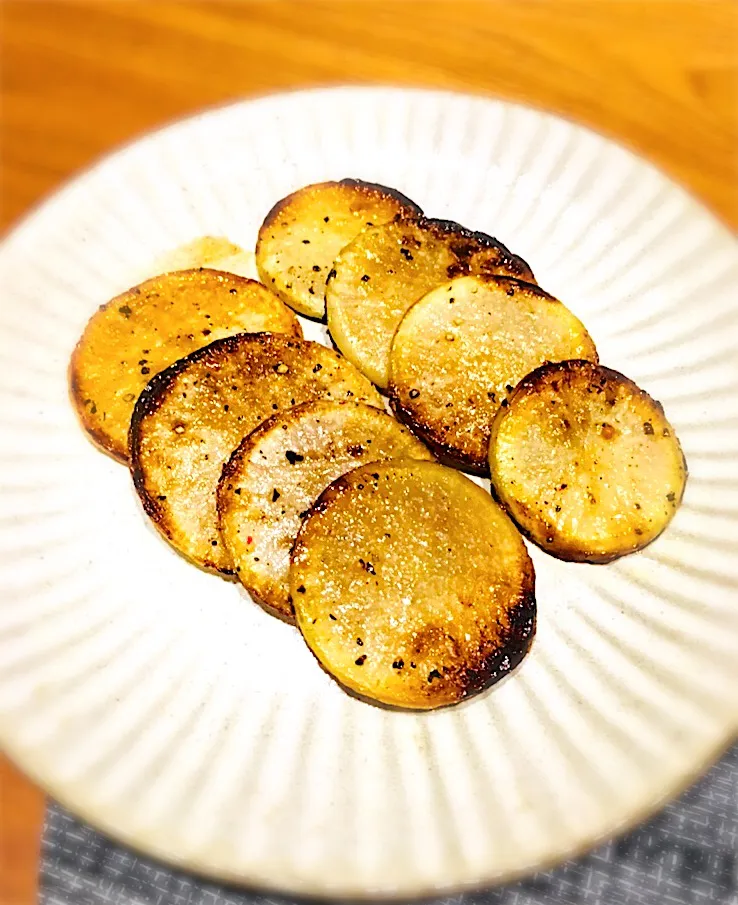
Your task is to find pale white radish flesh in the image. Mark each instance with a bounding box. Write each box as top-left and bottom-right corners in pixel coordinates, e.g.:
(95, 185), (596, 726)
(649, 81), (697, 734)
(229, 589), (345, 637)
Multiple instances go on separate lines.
(255, 179), (421, 319)
(218, 400), (433, 620)
(326, 217), (534, 387)
(130, 333), (382, 574)
(489, 360), (687, 562)
(291, 460), (536, 710)
(388, 274), (597, 473)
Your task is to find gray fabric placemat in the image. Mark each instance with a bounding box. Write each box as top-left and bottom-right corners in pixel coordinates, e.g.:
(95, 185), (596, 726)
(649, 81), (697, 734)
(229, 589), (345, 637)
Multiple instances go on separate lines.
(41, 743), (737, 905)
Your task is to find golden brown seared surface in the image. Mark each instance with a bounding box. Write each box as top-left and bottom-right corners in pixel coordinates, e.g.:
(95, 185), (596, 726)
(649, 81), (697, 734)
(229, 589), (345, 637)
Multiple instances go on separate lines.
(130, 333), (382, 574)
(255, 179), (421, 319)
(70, 269), (300, 461)
(291, 460), (535, 710)
(218, 400), (434, 620)
(489, 360), (687, 562)
(388, 274), (597, 474)
(326, 217), (535, 388)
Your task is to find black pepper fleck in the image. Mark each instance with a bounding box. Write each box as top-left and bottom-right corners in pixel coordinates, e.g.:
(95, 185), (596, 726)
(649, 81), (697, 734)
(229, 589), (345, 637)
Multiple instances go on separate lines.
(285, 450), (304, 465)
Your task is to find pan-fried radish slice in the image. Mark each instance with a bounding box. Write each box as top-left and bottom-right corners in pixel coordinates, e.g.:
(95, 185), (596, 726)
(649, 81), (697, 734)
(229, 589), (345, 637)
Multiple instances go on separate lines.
(388, 275), (598, 474)
(489, 360), (687, 562)
(218, 400), (434, 620)
(70, 269), (301, 461)
(151, 236), (257, 279)
(130, 333), (382, 574)
(326, 217), (535, 387)
(255, 179), (421, 319)
(291, 460), (536, 710)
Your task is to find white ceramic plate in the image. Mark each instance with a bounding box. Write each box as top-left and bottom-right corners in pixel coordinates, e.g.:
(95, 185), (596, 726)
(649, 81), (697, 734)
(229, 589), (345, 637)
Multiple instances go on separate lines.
(1, 87), (737, 899)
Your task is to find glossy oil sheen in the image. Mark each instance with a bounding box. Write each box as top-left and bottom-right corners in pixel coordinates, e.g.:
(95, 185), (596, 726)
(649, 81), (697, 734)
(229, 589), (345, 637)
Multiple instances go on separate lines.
(0, 87), (736, 898)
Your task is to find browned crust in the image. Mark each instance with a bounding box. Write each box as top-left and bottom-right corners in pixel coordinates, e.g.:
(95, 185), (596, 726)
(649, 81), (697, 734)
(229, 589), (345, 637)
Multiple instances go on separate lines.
(129, 332), (309, 554)
(404, 218), (535, 282)
(130, 332), (378, 576)
(68, 351), (129, 462)
(489, 359), (688, 564)
(218, 398), (381, 505)
(388, 395), (488, 475)
(293, 592), (536, 712)
(218, 400), (386, 621)
(290, 470), (353, 547)
(474, 274), (559, 299)
(69, 269), (300, 462)
(215, 400), (322, 526)
(388, 279), (598, 476)
(291, 463), (537, 710)
(510, 358), (649, 402)
(215, 399), (370, 625)
(259, 179), (422, 233)
(453, 580), (536, 697)
(492, 491), (686, 564)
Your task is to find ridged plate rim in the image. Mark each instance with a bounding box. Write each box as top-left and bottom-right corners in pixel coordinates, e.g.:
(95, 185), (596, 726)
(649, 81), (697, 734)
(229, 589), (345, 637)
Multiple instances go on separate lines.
(0, 86), (736, 899)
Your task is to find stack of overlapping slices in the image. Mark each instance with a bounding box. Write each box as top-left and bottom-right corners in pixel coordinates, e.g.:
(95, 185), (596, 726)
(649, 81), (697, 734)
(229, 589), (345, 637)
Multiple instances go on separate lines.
(70, 179), (686, 710)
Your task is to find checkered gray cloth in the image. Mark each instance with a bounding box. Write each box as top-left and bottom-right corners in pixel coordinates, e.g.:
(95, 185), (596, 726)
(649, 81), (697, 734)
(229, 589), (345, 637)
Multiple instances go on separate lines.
(41, 744), (737, 905)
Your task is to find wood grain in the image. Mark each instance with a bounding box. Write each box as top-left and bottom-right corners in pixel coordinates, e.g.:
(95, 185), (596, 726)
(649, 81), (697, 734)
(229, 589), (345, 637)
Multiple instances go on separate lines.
(0, 1), (736, 902)
(0, 756), (45, 905)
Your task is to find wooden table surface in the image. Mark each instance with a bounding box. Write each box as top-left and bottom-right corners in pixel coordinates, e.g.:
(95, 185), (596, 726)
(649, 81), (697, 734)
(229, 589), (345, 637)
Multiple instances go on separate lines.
(1, 2), (736, 902)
